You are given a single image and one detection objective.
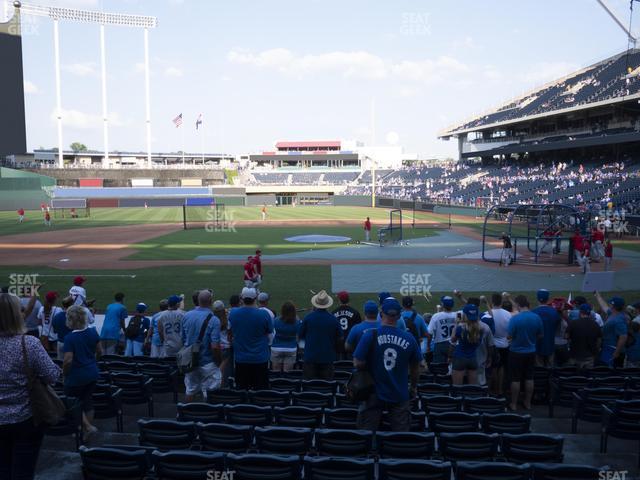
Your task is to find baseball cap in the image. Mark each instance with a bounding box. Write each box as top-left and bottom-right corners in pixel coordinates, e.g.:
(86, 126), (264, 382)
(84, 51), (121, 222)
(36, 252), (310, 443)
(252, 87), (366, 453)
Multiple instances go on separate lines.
(73, 276), (85, 286)
(241, 287), (258, 300)
(609, 296), (625, 310)
(255, 249), (262, 255)
(213, 300), (225, 312)
(378, 291), (392, 305)
(381, 298), (402, 317)
(441, 296), (454, 309)
(45, 291), (58, 303)
(168, 295), (182, 307)
(402, 296), (414, 308)
(337, 291), (350, 303)
(136, 302), (148, 313)
(257, 292), (269, 303)
(579, 303), (592, 314)
(463, 304), (479, 321)
(363, 300), (378, 315)
(537, 289), (550, 303)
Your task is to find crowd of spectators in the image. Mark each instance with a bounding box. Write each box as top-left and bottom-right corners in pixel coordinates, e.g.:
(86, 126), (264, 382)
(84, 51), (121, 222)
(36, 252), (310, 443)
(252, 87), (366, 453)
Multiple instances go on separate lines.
(2, 276), (640, 478)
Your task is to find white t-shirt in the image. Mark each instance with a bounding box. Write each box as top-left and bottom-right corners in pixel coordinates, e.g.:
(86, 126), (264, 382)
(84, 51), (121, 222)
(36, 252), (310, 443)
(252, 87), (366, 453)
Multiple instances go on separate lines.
(427, 311), (457, 343)
(69, 286), (87, 306)
(490, 308), (512, 349)
(37, 306), (63, 341)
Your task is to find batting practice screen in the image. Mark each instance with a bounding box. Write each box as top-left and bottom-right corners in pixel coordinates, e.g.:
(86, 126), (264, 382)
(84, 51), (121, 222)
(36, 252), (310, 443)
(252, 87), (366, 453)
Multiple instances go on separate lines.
(182, 198), (226, 229)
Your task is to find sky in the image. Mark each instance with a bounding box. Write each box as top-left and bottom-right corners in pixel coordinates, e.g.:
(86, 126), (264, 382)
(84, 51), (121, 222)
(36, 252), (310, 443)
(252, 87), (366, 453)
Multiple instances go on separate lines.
(7, 0), (639, 158)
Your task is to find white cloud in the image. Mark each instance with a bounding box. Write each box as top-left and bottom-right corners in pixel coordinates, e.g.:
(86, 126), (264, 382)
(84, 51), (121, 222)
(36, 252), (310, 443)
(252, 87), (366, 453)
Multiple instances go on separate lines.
(517, 61), (581, 86)
(51, 109), (127, 129)
(63, 62), (97, 77)
(24, 81), (40, 94)
(134, 62), (146, 74)
(228, 48), (470, 84)
(164, 66), (184, 77)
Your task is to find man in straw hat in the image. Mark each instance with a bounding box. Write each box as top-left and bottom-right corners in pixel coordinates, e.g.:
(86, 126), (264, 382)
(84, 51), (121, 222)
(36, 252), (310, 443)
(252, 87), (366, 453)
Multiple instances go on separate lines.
(299, 290), (343, 380)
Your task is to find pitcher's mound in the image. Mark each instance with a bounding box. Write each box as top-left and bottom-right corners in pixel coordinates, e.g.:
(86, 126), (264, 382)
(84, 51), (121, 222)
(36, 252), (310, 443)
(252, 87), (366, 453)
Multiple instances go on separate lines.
(285, 234), (351, 243)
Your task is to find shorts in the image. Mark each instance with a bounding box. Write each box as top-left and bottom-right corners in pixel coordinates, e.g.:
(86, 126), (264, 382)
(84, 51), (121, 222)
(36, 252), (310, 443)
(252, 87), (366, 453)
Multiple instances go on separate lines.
(270, 349), (297, 369)
(64, 381), (96, 413)
(495, 347), (509, 368)
(509, 351), (535, 382)
(184, 362), (221, 397)
(452, 356), (478, 371)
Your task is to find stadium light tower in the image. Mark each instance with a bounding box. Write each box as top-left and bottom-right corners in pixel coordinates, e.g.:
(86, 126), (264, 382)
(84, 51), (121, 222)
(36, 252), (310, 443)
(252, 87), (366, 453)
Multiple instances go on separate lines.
(8, 1), (157, 168)
(596, 0), (638, 47)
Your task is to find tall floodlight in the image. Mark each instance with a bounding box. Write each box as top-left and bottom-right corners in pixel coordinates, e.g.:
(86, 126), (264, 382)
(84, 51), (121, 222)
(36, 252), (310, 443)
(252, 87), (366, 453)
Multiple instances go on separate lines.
(12, 1), (157, 168)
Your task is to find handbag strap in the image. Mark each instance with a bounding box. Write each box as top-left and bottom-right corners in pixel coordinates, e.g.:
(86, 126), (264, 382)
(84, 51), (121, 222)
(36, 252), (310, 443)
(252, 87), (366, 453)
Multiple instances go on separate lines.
(21, 335), (34, 386)
(196, 313), (214, 344)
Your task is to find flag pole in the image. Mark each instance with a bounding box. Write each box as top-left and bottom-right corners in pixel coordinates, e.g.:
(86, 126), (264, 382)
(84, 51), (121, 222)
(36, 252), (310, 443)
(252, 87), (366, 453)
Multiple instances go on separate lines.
(181, 123), (185, 166)
(200, 115), (205, 165)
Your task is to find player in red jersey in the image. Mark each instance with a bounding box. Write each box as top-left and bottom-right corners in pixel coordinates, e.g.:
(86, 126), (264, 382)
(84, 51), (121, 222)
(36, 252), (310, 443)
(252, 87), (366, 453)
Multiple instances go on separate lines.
(364, 217), (372, 242)
(244, 256), (257, 288)
(252, 249), (263, 287)
(17, 208), (25, 223)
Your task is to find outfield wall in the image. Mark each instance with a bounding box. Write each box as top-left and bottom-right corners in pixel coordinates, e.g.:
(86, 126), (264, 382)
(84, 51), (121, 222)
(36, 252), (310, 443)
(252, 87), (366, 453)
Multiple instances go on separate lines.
(0, 168), (55, 210)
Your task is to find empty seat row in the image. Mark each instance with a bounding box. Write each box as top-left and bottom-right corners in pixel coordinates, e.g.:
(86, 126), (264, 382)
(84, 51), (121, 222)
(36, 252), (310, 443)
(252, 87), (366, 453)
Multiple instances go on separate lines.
(178, 402), (531, 433)
(80, 447), (603, 480)
(138, 419), (559, 462)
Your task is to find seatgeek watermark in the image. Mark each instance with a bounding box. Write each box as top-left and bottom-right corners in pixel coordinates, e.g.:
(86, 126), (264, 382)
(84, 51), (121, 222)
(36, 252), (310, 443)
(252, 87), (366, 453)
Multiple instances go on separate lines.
(206, 470), (236, 480)
(205, 209), (237, 233)
(599, 471), (628, 480)
(8, 273), (40, 297)
(400, 12), (431, 36)
(400, 273), (432, 300)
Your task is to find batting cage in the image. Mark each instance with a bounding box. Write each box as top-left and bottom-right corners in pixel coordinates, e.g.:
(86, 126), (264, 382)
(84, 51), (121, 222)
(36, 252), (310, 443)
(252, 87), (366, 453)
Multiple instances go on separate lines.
(378, 208), (403, 245)
(482, 203), (585, 265)
(51, 198), (90, 218)
(182, 197), (226, 230)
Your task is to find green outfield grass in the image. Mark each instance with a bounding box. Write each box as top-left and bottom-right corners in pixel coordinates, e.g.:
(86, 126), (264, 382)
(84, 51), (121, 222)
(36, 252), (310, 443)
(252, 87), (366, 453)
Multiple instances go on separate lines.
(0, 205), (450, 237)
(1, 265), (636, 318)
(126, 225), (437, 260)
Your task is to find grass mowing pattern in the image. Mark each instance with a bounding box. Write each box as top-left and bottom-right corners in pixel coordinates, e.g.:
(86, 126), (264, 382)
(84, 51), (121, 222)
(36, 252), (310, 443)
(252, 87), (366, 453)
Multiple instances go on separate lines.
(0, 206), (446, 236)
(126, 225), (437, 260)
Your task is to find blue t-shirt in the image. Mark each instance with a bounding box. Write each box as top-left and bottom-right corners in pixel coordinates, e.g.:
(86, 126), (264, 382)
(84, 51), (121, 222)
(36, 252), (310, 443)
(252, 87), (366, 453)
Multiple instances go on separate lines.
(101, 302), (128, 340)
(354, 326), (422, 403)
(299, 309), (343, 364)
(532, 305), (561, 356)
(52, 310), (71, 342)
(127, 315), (150, 343)
(627, 332), (640, 362)
(602, 312), (628, 349)
(397, 310), (428, 338)
(508, 311), (543, 354)
(63, 328), (100, 387)
(454, 325), (482, 359)
(480, 314), (496, 335)
(228, 306), (273, 363)
(346, 320), (381, 350)
(181, 307), (221, 366)
(150, 312), (163, 346)
(271, 317), (300, 349)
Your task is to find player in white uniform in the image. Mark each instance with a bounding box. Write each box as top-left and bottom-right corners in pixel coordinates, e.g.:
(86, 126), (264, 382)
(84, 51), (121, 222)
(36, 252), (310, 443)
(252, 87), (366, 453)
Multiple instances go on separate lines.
(427, 296), (458, 364)
(69, 276), (87, 306)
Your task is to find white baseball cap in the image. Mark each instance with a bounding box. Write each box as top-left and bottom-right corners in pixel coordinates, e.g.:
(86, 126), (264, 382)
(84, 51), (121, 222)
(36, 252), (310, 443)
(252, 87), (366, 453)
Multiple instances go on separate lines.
(241, 287), (258, 300)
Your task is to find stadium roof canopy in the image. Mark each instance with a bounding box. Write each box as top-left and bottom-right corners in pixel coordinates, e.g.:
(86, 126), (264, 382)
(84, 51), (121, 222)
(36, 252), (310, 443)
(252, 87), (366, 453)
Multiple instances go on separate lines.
(439, 49), (640, 138)
(275, 141), (341, 149)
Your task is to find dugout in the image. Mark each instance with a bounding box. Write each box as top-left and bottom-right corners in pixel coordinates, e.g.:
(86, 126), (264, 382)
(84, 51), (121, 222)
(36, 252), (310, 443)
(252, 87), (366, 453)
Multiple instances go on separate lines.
(482, 204), (587, 265)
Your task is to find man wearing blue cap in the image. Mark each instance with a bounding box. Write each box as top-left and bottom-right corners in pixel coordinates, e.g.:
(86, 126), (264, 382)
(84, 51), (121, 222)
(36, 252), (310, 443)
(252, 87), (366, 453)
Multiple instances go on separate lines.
(532, 289), (561, 367)
(594, 292), (628, 368)
(427, 296), (457, 363)
(565, 303), (602, 369)
(158, 294), (185, 357)
(124, 303), (150, 357)
(345, 300), (380, 353)
(353, 298), (422, 431)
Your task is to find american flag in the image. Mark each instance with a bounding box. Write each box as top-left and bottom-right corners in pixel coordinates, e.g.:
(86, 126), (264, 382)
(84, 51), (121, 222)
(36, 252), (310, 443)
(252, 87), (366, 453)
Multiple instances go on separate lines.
(172, 113), (183, 128)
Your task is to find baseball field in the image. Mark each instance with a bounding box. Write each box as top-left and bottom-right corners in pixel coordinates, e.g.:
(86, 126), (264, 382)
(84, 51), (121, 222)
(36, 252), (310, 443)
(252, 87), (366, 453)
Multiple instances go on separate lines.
(1, 205), (638, 315)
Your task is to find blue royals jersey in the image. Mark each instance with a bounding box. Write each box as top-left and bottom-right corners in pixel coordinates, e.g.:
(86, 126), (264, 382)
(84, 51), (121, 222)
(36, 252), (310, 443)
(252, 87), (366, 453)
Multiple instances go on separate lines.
(354, 325), (422, 403)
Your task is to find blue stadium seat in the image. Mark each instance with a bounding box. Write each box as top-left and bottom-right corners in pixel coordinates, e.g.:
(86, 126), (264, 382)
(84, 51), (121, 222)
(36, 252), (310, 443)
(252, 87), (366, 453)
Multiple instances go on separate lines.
(378, 459), (451, 480)
(438, 432), (500, 462)
(248, 389), (291, 407)
(254, 425), (313, 456)
(481, 413), (531, 434)
(531, 463), (603, 480)
(427, 412), (481, 434)
(225, 404), (273, 426)
(176, 402), (225, 423)
(314, 429), (373, 457)
(273, 406), (323, 428)
(375, 431), (435, 459)
(226, 453), (301, 480)
(197, 422), (253, 453)
(137, 419), (196, 450)
(303, 456), (374, 480)
(323, 408), (359, 430)
(501, 433), (564, 464)
(456, 461), (531, 480)
(79, 446), (148, 480)
(421, 395), (463, 414)
(151, 450), (225, 480)
(205, 388), (247, 405)
(291, 391), (333, 409)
